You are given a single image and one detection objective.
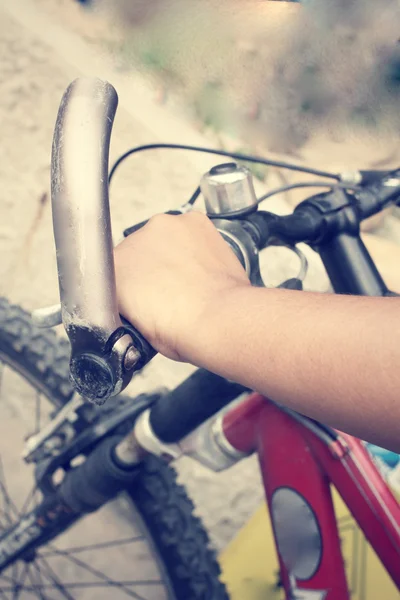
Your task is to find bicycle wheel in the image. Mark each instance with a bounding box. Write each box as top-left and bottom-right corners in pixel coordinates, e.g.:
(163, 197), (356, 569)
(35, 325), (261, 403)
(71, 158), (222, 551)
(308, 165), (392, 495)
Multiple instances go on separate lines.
(0, 298), (228, 600)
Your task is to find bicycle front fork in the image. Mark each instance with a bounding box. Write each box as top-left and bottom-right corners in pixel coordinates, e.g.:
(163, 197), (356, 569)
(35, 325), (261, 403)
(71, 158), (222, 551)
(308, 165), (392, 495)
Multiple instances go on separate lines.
(0, 437), (138, 571)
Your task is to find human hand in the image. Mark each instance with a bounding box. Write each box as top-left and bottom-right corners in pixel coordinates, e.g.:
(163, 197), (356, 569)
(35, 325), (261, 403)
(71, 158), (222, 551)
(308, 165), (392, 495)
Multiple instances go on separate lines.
(114, 211), (250, 362)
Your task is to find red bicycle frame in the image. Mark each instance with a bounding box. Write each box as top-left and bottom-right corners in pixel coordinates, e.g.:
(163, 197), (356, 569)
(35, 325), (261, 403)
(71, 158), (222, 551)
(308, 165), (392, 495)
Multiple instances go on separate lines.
(220, 393), (400, 599)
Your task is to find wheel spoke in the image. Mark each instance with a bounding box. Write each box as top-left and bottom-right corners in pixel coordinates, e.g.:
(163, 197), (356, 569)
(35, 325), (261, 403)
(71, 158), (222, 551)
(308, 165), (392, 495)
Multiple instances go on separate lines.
(31, 562), (45, 587)
(27, 567), (47, 600)
(35, 393), (42, 435)
(10, 564), (18, 590)
(0, 366), (18, 526)
(0, 488), (15, 521)
(0, 580), (166, 592)
(35, 558), (74, 600)
(39, 535), (145, 557)
(0, 489), (14, 527)
(46, 545), (149, 600)
(20, 484), (40, 518)
(12, 563), (28, 600)
(0, 459), (20, 522)
(0, 565), (9, 599)
(0, 508), (12, 530)
(32, 560), (60, 600)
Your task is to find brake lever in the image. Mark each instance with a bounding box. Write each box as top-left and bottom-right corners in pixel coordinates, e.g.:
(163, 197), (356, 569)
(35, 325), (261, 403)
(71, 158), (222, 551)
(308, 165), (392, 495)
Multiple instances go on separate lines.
(49, 78), (155, 404)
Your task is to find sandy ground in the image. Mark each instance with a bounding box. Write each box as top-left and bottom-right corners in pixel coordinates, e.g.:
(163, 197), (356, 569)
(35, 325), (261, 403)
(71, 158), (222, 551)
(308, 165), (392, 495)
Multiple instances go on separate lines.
(1, 0), (400, 593)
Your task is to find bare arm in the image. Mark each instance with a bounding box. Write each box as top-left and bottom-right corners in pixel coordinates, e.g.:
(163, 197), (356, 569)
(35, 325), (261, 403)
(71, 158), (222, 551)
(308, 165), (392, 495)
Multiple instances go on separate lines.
(186, 286), (400, 452)
(114, 212), (400, 452)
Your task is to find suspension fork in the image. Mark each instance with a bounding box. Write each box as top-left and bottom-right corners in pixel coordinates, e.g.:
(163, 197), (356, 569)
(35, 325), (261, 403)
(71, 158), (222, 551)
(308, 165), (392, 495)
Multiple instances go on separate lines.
(0, 437), (138, 571)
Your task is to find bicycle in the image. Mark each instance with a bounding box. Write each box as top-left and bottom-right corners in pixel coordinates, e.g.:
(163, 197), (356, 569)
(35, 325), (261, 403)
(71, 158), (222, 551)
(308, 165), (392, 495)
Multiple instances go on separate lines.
(0, 77), (399, 599)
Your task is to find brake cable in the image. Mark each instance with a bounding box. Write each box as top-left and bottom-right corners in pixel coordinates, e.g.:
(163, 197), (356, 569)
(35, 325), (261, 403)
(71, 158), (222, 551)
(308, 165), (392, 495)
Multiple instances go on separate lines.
(108, 142), (341, 186)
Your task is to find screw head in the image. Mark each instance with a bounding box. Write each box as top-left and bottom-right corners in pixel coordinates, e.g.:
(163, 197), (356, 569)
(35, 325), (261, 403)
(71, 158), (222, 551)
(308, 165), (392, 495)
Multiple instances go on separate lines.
(124, 346), (140, 371)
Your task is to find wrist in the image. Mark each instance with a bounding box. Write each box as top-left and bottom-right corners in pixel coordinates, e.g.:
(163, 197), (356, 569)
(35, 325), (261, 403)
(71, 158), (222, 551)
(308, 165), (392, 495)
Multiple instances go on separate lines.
(178, 282), (253, 368)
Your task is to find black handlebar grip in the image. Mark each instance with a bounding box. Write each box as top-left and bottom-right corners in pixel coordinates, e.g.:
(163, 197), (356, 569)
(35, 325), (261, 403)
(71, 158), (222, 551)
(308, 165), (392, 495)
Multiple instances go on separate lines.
(149, 369), (248, 443)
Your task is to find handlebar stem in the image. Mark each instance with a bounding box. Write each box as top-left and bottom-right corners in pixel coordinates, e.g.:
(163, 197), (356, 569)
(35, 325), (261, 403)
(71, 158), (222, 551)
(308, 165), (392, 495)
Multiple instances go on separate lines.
(295, 190), (389, 295)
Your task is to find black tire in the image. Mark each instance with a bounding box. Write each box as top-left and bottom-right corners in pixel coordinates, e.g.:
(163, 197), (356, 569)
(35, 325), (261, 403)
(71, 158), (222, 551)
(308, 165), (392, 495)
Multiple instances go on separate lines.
(0, 297), (229, 600)
(0, 297), (74, 408)
(127, 457), (229, 600)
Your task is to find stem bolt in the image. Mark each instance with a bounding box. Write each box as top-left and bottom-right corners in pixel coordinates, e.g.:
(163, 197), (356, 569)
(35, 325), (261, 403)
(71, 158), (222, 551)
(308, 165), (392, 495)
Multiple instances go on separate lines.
(124, 346), (140, 371)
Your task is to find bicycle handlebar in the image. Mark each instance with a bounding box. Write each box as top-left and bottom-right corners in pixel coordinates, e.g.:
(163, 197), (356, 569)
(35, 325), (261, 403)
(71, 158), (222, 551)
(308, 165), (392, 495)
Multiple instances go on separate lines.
(51, 78), (155, 404)
(52, 78), (118, 340)
(48, 77), (400, 404)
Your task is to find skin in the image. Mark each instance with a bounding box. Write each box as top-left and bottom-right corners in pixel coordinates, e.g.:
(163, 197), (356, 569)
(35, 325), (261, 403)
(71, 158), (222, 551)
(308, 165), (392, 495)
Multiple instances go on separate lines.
(114, 211), (400, 453)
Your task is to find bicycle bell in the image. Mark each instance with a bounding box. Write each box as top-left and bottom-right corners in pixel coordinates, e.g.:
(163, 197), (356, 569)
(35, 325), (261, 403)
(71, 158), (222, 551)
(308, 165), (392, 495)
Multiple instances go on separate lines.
(200, 163), (258, 217)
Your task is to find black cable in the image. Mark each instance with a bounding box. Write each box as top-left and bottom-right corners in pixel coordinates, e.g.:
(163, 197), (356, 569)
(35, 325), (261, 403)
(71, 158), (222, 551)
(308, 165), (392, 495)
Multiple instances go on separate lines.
(187, 186), (201, 206)
(256, 181), (362, 204)
(108, 143), (340, 185)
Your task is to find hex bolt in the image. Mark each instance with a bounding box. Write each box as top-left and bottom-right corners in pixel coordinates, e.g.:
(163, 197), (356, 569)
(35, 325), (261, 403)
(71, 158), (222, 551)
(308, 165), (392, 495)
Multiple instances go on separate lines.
(124, 346), (140, 371)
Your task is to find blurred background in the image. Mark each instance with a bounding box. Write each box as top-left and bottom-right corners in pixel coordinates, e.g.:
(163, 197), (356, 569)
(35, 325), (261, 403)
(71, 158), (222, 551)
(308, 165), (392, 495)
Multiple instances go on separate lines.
(1, 0), (400, 578)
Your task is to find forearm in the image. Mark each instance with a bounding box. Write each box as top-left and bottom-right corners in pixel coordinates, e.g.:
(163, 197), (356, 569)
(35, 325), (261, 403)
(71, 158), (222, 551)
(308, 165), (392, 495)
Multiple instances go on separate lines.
(114, 213), (400, 451)
(186, 287), (400, 452)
